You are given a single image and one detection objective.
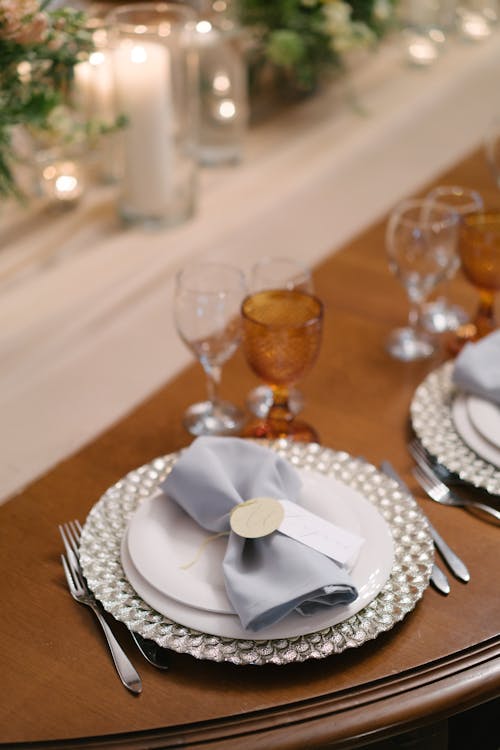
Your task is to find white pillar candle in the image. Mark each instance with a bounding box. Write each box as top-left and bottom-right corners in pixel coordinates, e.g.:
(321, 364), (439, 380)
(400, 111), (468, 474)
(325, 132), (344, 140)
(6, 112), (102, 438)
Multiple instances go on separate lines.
(113, 40), (174, 217)
(74, 50), (115, 124)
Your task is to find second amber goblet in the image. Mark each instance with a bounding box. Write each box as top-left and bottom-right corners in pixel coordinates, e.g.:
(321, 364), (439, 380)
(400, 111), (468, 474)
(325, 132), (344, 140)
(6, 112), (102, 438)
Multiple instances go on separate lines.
(452, 212), (500, 351)
(241, 289), (323, 442)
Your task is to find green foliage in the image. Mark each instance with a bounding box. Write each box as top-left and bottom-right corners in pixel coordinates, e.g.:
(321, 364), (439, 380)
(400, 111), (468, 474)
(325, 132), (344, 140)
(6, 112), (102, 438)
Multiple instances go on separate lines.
(239, 0), (398, 94)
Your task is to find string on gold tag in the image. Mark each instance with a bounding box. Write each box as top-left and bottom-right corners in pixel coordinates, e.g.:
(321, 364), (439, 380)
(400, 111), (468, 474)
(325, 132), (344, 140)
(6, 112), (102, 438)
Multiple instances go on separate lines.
(179, 531), (229, 570)
(180, 497), (284, 569)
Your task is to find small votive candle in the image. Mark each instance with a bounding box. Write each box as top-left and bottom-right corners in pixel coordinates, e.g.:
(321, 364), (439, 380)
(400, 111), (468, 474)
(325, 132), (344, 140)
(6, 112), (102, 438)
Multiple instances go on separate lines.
(41, 160), (85, 204)
(406, 33), (439, 66)
(458, 10), (492, 39)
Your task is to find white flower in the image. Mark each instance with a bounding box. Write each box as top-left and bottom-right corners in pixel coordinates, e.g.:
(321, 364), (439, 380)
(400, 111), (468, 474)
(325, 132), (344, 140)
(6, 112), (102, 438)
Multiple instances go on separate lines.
(330, 21), (376, 53)
(322, 1), (352, 33)
(373, 0), (392, 22)
(0, 0), (48, 43)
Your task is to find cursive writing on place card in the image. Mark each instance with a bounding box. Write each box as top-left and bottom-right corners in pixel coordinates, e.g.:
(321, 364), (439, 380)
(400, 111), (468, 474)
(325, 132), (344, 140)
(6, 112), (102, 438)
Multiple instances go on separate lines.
(279, 500), (364, 568)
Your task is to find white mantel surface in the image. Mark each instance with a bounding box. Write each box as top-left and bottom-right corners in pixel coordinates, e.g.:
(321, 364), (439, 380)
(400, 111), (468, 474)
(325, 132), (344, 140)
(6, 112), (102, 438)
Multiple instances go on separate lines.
(2, 32), (500, 504)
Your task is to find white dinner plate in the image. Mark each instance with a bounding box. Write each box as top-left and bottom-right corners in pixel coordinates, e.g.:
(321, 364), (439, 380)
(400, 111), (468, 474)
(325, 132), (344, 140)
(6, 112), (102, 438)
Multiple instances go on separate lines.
(125, 470), (363, 615)
(452, 394), (500, 470)
(467, 395), (500, 450)
(121, 470), (394, 640)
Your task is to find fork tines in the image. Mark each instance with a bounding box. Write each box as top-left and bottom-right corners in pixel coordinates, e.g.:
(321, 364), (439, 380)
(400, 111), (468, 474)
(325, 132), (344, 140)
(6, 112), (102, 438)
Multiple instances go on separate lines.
(412, 465), (449, 505)
(58, 520), (83, 567)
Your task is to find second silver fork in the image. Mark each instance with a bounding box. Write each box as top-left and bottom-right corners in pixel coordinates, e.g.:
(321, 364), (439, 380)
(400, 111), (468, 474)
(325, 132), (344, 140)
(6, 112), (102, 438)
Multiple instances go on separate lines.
(409, 440), (500, 523)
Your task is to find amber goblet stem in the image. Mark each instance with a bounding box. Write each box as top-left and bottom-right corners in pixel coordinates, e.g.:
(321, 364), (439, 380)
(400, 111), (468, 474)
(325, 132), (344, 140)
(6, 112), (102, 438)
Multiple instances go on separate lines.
(475, 289), (498, 337)
(268, 385), (294, 428)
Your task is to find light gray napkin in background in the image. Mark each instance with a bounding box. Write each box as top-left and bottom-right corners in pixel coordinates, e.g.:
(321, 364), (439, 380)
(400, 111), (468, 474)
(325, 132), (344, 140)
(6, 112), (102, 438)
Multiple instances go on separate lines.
(160, 436), (358, 632)
(453, 330), (500, 404)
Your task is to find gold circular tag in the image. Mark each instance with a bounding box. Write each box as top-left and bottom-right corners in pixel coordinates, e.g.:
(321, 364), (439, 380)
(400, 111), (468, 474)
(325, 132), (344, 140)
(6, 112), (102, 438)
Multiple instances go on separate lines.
(230, 497), (284, 539)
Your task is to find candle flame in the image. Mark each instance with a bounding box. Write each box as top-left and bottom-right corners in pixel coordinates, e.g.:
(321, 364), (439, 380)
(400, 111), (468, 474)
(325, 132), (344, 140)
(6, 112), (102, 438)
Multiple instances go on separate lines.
(196, 20), (212, 34)
(130, 45), (148, 64)
(89, 51), (105, 66)
(55, 175), (78, 194)
(218, 99), (236, 119)
(213, 72), (230, 93)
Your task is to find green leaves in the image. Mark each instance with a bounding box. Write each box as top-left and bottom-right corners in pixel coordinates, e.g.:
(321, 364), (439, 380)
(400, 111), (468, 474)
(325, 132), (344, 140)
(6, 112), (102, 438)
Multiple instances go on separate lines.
(266, 30), (306, 67)
(240, 0), (395, 95)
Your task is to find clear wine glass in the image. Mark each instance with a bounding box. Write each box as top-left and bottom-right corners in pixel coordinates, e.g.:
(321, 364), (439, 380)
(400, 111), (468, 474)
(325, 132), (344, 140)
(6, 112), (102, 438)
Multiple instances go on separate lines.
(246, 257), (313, 418)
(386, 198), (459, 361)
(421, 185), (484, 333)
(174, 262), (247, 435)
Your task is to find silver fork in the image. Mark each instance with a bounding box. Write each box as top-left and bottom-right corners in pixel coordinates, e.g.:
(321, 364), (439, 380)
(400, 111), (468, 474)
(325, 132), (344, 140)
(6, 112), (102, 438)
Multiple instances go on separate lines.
(59, 523), (142, 694)
(409, 440), (500, 523)
(63, 521), (169, 670)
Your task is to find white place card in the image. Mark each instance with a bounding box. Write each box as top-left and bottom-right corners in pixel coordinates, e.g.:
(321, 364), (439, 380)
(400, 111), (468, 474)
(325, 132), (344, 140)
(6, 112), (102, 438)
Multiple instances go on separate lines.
(278, 500), (365, 568)
(230, 495), (365, 569)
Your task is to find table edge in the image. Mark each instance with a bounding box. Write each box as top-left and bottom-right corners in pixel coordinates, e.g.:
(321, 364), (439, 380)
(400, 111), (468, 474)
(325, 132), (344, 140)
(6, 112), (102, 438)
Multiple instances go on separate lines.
(6, 637), (499, 750)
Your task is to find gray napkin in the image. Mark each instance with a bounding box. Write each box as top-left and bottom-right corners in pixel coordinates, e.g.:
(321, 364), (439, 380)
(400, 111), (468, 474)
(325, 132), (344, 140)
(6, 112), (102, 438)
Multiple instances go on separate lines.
(160, 436), (358, 632)
(453, 330), (500, 404)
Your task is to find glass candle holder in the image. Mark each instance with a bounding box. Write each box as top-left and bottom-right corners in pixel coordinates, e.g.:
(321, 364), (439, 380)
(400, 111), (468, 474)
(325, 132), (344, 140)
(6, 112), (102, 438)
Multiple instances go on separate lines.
(107, 3), (199, 228)
(457, 0), (498, 40)
(398, 0), (456, 65)
(30, 133), (89, 207)
(195, 11), (248, 166)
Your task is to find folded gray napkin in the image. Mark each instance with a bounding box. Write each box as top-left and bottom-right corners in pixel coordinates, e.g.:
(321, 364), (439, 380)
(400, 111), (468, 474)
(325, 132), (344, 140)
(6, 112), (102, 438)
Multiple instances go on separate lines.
(160, 436), (358, 632)
(453, 330), (500, 405)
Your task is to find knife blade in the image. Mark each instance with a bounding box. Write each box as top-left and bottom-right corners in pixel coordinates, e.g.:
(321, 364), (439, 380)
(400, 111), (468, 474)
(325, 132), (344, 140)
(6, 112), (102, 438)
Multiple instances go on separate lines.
(379, 461), (451, 595)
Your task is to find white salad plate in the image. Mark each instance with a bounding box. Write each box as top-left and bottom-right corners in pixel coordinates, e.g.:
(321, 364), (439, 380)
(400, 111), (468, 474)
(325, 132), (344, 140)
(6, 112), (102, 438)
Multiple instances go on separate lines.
(452, 394), (500, 470)
(466, 395), (500, 451)
(125, 470), (364, 615)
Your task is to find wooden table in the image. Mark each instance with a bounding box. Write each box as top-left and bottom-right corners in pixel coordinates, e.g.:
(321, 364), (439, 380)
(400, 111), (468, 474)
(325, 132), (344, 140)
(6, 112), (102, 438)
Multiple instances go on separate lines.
(1, 149), (499, 749)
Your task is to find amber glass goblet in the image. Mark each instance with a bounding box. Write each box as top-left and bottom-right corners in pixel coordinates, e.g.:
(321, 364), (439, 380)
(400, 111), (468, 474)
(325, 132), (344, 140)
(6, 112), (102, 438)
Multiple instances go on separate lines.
(241, 289), (323, 442)
(246, 257), (314, 419)
(453, 212), (500, 350)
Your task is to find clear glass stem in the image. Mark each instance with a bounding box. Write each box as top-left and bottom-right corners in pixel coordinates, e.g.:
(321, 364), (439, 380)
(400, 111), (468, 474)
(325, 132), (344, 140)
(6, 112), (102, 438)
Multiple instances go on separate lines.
(408, 300), (422, 334)
(204, 364), (221, 407)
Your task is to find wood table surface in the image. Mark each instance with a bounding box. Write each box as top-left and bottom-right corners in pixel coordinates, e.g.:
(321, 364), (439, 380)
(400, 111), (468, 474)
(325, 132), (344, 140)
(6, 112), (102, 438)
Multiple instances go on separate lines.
(1, 148), (499, 750)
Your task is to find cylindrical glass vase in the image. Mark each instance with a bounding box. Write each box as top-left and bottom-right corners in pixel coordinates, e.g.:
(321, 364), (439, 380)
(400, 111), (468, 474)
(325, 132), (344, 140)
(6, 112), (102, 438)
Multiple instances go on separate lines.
(195, 13), (248, 165)
(107, 3), (199, 227)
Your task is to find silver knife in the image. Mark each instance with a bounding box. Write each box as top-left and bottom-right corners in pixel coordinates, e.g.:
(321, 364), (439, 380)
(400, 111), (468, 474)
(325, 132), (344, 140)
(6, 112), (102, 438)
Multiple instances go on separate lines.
(380, 461), (451, 595)
(425, 521), (470, 583)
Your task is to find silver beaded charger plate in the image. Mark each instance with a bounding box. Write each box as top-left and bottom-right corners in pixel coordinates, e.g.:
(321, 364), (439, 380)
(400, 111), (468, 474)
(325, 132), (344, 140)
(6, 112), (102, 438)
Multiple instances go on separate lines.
(79, 441), (433, 666)
(410, 362), (500, 496)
